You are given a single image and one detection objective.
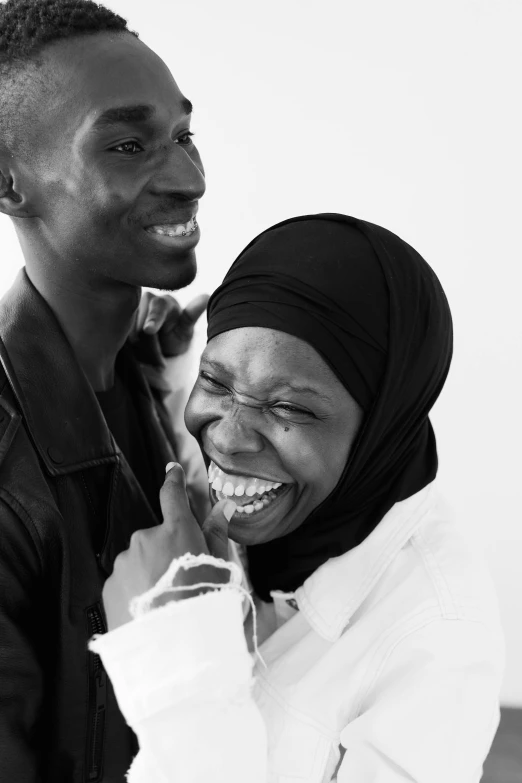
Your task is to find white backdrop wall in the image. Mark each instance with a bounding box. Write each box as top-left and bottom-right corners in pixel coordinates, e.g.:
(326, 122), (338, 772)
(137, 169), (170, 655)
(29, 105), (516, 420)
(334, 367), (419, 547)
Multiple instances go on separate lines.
(0, 0), (520, 704)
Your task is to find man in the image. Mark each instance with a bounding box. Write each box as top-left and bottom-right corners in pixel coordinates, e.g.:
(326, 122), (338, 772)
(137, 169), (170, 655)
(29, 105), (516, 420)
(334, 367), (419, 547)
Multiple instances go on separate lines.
(0, 1), (207, 779)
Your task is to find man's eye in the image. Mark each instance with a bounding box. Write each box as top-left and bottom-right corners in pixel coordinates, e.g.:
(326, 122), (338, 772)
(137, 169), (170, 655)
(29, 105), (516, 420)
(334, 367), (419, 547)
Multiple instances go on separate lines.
(176, 131), (195, 147)
(112, 141), (143, 155)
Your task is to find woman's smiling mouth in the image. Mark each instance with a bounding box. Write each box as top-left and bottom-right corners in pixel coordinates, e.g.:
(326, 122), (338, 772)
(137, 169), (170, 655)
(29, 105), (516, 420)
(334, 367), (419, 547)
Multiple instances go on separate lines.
(207, 460), (291, 519)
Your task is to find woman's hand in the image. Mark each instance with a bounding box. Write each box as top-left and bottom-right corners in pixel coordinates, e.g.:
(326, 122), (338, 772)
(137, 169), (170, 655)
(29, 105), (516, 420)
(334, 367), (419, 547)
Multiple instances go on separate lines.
(102, 463), (236, 632)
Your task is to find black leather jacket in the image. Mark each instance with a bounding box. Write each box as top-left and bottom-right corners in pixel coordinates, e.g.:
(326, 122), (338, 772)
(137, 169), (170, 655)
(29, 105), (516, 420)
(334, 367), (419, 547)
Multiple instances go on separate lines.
(0, 270), (178, 782)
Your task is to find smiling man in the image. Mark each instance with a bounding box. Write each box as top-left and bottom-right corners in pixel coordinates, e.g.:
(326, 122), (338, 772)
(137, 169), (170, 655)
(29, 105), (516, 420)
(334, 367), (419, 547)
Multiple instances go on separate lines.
(0, 1), (206, 780)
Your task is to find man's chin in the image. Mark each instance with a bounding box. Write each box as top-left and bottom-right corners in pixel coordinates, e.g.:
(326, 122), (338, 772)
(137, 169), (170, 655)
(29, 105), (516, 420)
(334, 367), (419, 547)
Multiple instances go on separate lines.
(148, 255), (197, 292)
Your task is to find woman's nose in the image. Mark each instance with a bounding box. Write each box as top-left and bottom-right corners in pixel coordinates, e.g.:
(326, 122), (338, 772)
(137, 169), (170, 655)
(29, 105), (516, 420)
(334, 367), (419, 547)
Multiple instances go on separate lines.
(206, 413), (264, 457)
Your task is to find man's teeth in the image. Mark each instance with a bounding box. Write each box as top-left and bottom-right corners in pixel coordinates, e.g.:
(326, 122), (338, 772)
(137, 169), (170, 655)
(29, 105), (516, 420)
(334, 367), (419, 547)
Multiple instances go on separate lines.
(208, 462), (282, 498)
(149, 217), (198, 237)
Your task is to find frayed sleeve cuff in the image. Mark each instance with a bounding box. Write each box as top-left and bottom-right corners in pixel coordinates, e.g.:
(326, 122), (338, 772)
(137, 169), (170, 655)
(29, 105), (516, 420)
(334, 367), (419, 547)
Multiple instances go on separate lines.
(89, 588), (252, 727)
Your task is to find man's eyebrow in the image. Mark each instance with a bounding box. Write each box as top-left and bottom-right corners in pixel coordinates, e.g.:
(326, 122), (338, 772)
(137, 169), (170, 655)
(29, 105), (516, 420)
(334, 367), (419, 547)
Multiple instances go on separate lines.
(91, 98), (193, 131)
(92, 104), (155, 130)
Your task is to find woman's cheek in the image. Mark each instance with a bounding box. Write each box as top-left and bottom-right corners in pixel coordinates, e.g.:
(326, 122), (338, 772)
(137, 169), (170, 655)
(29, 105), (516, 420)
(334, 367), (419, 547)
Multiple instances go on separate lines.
(293, 429), (342, 497)
(279, 429), (320, 485)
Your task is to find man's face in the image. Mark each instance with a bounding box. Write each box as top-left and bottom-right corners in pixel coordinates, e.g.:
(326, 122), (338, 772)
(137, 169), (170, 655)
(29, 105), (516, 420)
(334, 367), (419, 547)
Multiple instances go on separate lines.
(18, 32), (205, 291)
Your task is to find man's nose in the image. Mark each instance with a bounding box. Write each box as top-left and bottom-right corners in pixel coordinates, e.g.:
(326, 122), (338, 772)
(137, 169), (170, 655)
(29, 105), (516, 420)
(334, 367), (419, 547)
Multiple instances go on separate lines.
(149, 143), (206, 201)
(207, 413), (264, 458)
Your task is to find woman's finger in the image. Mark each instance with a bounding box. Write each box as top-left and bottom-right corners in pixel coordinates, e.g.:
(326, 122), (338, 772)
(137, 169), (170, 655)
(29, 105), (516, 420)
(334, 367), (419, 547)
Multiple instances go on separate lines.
(201, 499), (236, 560)
(160, 462), (197, 533)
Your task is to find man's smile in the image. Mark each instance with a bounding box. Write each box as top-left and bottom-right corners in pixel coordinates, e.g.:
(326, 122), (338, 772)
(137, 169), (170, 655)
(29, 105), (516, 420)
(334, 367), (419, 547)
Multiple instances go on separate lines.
(144, 216), (200, 248)
(147, 217), (198, 238)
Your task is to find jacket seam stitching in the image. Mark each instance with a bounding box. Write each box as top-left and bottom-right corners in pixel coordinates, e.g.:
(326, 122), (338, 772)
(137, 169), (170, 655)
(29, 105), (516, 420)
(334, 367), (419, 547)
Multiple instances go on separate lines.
(254, 673), (338, 740)
(80, 470), (99, 517)
(334, 495), (434, 628)
(350, 604), (442, 718)
(99, 457), (121, 558)
(410, 528), (460, 619)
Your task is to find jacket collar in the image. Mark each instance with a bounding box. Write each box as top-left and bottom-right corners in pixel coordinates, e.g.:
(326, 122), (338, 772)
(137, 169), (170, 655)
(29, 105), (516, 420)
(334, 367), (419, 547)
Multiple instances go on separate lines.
(0, 268), (120, 475)
(294, 482), (437, 642)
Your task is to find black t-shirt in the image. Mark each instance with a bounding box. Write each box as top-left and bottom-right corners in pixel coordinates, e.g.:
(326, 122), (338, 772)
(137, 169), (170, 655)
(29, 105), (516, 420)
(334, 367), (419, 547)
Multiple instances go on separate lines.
(96, 373), (161, 517)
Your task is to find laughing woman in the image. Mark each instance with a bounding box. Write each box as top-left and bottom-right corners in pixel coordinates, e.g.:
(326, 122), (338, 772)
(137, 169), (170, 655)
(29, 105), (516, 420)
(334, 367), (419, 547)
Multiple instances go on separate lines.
(91, 215), (504, 783)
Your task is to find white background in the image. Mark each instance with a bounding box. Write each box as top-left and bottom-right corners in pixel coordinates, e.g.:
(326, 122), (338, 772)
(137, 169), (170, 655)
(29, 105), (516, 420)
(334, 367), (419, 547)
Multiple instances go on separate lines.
(0, 0), (520, 704)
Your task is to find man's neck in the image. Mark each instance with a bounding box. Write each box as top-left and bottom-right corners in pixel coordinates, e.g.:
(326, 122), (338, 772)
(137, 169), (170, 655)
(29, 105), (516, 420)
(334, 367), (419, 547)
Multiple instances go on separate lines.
(25, 263), (140, 393)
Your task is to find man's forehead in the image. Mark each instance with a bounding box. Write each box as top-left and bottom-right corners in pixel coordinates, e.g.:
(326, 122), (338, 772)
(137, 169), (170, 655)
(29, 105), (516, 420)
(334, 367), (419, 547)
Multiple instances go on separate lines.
(33, 36), (189, 136)
(40, 31), (179, 109)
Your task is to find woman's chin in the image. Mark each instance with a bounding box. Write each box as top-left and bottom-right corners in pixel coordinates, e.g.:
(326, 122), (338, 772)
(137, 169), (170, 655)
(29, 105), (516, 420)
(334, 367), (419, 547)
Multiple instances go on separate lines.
(226, 521), (282, 547)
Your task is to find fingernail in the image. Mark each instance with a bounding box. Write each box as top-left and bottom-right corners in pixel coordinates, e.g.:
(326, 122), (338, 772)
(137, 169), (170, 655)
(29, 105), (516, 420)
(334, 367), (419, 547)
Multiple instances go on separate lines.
(165, 462), (177, 473)
(223, 501), (237, 522)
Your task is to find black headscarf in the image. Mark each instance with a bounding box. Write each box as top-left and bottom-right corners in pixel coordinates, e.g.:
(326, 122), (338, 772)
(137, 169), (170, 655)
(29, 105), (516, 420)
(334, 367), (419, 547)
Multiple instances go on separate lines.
(207, 214), (453, 600)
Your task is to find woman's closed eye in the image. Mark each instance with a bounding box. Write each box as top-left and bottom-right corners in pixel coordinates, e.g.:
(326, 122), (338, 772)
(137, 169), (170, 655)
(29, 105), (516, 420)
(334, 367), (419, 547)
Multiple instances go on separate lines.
(269, 402), (314, 420)
(199, 371), (228, 392)
(200, 373), (314, 420)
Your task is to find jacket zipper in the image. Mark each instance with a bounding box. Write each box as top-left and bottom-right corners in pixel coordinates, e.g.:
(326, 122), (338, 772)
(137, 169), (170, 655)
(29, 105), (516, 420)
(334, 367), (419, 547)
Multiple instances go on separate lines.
(86, 603), (107, 782)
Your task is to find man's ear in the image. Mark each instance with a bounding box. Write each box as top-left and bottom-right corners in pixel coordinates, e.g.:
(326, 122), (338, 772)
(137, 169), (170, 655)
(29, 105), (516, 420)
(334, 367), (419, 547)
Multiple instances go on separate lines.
(0, 151), (36, 218)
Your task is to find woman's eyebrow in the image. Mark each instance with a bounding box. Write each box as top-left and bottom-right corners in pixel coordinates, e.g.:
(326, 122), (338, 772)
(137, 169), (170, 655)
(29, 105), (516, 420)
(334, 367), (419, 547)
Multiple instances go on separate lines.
(202, 358), (230, 374)
(202, 360), (333, 402)
(274, 382), (334, 402)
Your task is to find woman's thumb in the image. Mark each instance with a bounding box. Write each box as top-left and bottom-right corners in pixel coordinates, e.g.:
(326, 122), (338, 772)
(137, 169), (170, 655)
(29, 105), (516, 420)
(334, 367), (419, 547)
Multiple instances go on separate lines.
(202, 499), (236, 560)
(160, 462), (191, 531)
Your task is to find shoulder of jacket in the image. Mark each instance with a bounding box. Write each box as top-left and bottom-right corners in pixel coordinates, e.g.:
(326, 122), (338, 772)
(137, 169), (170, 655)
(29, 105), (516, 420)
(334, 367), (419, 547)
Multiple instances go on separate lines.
(0, 374), (22, 469)
(0, 372), (57, 528)
(0, 403), (46, 575)
(409, 503), (499, 624)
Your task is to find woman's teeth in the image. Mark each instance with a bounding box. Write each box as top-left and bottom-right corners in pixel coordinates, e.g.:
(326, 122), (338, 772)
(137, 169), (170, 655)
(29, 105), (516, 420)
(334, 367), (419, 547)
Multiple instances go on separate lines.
(207, 461), (285, 517)
(148, 217), (198, 237)
(208, 463), (282, 497)
(232, 488), (281, 515)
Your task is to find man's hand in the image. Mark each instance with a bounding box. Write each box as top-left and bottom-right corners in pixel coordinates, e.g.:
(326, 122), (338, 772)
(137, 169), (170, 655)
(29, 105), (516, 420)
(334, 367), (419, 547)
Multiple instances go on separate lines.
(102, 463), (236, 631)
(130, 292), (209, 367)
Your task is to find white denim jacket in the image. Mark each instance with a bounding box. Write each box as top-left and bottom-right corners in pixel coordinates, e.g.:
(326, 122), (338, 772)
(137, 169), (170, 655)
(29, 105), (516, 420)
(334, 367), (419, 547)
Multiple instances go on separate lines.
(91, 482), (505, 783)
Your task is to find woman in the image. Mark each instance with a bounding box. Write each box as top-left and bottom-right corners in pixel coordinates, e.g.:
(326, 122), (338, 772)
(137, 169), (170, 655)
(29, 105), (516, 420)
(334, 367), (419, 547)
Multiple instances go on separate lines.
(91, 214), (504, 783)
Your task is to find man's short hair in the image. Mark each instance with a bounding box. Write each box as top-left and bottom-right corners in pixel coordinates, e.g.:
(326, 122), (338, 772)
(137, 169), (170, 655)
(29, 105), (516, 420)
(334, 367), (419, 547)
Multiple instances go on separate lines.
(0, 0), (136, 156)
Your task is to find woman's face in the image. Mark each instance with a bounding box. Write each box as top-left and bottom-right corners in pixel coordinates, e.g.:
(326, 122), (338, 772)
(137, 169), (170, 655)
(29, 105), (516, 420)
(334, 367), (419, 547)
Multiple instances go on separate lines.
(185, 327), (363, 546)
